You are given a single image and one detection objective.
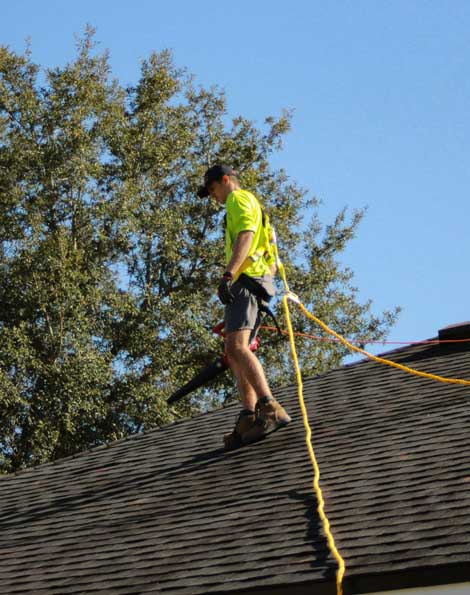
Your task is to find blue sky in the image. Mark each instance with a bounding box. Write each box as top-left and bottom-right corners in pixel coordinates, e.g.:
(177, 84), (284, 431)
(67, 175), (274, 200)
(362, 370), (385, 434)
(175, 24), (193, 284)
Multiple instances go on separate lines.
(2, 0), (470, 349)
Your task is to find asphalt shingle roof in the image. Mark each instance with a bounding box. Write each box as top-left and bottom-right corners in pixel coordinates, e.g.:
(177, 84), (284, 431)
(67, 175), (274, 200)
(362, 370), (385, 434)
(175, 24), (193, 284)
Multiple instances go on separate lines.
(1, 336), (470, 595)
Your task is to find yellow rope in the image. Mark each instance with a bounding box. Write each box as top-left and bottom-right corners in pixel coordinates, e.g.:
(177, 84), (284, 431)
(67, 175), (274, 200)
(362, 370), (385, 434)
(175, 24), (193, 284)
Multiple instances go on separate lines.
(272, 237), (469, 595)
(271, 243), (345, 595)
(282, 294), (346, 595)
(291, 297), (470, 387)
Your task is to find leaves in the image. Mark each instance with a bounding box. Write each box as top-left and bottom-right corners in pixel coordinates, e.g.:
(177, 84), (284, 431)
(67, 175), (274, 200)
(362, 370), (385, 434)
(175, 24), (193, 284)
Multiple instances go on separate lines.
(0, 30), (399, 474)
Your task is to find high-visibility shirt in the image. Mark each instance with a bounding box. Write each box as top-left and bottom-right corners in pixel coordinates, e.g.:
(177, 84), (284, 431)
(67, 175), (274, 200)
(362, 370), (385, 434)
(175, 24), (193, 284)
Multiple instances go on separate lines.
(225, 189), (271, 278)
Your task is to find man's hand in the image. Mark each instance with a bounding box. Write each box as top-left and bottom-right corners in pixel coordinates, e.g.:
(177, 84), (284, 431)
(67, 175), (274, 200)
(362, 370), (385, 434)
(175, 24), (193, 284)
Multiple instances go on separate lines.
(218, 271), (234, 305)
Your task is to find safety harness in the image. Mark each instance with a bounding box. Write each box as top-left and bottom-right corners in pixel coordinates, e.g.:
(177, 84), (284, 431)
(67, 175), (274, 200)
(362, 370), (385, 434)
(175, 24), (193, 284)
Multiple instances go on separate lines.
(167, 204), (283, 406)
(225, 193), (282, 336)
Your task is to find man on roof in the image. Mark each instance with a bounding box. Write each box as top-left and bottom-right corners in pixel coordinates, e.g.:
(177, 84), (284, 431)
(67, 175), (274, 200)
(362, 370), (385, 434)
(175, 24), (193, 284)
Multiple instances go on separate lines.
(198, 164), (291, 450)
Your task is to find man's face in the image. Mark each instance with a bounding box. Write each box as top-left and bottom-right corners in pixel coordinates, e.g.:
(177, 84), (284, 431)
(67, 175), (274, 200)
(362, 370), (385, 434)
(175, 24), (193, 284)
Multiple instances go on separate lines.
(207, 175), (231, 204)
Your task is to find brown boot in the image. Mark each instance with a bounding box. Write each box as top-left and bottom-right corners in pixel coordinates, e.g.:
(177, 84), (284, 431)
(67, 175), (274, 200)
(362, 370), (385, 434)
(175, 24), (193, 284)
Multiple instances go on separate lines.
(255, 396), (291, 435)
(223, 409), (266, 451)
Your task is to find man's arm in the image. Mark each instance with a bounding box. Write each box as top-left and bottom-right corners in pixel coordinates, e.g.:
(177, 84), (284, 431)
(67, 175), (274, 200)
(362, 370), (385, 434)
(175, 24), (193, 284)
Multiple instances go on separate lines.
(225, 230), (254, 277)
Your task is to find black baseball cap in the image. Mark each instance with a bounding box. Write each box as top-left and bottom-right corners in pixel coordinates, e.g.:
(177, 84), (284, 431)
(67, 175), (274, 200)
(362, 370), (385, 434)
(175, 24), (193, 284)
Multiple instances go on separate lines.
(197, 164), (238, 198)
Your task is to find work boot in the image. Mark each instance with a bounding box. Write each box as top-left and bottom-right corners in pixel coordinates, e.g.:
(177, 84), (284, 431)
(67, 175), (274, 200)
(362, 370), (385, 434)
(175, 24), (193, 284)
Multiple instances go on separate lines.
(223, 409), (265, 451)
(255, 396), (291, 435)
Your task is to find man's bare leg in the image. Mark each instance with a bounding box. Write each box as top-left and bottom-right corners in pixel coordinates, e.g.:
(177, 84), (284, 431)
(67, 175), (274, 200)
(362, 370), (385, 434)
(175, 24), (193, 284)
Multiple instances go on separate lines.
(225, 329), (272, 411)
(235, 375), (258, 412)
(223, 329), (291, 450)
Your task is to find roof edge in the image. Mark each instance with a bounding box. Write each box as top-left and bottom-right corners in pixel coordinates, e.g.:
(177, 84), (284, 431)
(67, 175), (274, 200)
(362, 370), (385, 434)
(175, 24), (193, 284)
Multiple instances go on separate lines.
(347, 561), (470, 595)
(217, 562), (470, 595)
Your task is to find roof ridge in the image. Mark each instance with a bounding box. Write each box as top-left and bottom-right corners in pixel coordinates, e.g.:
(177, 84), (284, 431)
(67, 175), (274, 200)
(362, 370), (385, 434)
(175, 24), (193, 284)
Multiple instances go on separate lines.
(0, 336), (443, 481)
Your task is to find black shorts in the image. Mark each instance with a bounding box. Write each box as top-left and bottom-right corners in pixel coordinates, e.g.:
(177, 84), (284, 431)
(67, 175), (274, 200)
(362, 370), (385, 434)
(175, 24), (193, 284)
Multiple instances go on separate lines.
(224, 275), (275, 334)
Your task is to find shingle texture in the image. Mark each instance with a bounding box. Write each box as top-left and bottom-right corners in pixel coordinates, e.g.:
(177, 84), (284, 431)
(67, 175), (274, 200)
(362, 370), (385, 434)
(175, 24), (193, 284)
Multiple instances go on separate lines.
(0, 339), (469, 595)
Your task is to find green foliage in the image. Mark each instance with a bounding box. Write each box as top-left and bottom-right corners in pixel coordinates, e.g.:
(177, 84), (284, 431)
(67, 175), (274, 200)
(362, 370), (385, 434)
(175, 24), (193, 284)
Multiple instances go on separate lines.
(0, 28), (400, 473)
